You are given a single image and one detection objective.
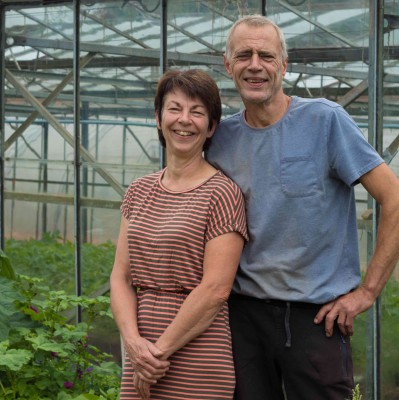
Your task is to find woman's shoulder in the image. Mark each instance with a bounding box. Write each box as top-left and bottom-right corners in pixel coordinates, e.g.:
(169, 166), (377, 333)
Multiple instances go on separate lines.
(209, 170), (244, 197)
(124, 170), (162, 197)
(129, 170), (162, 187)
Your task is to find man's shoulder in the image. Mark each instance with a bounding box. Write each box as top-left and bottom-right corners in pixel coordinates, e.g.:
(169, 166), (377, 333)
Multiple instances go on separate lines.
(212, 111), (245, 140)
(293, 95), (341, 110)
(219, 111), (243, 127)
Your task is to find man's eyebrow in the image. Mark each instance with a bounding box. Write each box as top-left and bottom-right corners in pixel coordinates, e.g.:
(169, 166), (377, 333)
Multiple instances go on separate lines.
(234, 49), (274, 55)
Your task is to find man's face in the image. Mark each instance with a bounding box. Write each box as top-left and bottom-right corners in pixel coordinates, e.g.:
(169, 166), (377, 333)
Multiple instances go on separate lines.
(224, 23), (287, 106)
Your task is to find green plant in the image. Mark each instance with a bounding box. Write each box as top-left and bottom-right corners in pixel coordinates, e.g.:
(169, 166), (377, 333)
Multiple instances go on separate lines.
(351, 384), (362, 400)
(352, 276), (399, 397)
(5, 232), (116, 296)
(0, 251), (121, 399)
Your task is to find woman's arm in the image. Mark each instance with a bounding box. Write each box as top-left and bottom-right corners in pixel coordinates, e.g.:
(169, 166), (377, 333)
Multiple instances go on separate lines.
(110, 217), (170, 383)
(155, 231), (244, 359)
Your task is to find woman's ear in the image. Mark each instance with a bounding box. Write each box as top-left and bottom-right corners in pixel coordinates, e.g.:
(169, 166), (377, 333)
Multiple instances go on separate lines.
(207, 120), (217, 138)
(155, 111), (161, 130)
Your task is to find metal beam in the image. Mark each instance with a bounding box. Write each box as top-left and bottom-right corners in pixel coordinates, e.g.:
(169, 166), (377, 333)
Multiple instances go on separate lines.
(337, 78), (369, 107)
(5, 68), (125, 197)
(0, 4), (5, 249)
(366, 0), (384, 398)
(7, 36), (399, 68)
(4, 52), (96, 151)
(383, 134), (399, 165)
(7, 35), (223, 65)
(78, 7), (151, 49)
(276, 0), (358, 48)
(4, 190), (121, 209)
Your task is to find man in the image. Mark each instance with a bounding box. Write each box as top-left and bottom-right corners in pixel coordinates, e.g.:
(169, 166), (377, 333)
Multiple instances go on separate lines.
(206, 15), (399, 400)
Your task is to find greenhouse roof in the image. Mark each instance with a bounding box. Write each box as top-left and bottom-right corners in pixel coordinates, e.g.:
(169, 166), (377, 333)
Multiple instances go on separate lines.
(2, 0), (399, 123)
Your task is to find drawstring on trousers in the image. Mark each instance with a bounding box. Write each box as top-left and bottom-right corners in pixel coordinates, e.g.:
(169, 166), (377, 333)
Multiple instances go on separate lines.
(284, 302), (292, 348)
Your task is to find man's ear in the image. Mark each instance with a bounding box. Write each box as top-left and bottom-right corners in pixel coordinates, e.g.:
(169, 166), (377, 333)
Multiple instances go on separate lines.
(282, 58), (288, 78)
(224, 54), (233, 77)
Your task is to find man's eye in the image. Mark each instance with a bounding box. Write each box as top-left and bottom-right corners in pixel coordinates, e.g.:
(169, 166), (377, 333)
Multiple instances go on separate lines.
(259, 54), (274, 60)
(236, 53), (251, 60)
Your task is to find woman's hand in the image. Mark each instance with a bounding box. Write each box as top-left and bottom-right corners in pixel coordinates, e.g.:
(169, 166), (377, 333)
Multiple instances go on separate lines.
(133, 373), (152, 399)
(125, 336), (170, 383)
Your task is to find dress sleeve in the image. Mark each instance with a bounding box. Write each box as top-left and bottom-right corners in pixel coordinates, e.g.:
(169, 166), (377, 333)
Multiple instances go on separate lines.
(120, 181), (137, 220)
(205, 179), (248, 243)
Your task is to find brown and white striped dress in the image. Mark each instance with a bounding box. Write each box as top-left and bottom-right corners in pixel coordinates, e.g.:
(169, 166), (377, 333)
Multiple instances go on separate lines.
(119, 169), (247, 400)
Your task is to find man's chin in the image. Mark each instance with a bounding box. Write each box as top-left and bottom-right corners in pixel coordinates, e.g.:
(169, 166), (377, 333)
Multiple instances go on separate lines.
(242, 93), (272, 105)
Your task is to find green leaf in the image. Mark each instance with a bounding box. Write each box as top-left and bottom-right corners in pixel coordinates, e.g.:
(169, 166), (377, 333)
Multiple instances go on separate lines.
(0, 277), (22, 315)
(26, 335), (74, 356)
(0, 250), (16, 280)
(0, 277), (25, 340)
(73, 394), (101, 400)
(0, 342), (32, 371)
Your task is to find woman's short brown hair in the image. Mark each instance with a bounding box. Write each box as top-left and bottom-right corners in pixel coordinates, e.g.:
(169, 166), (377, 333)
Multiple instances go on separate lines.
(154, 69), (222, 150)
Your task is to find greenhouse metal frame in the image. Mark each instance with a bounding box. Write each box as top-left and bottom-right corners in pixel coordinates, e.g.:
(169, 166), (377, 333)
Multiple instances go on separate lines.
(1, 0), (399, 398)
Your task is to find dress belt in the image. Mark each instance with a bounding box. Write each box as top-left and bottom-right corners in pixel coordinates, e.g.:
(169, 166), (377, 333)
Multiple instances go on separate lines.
(138, 286), (191, 295)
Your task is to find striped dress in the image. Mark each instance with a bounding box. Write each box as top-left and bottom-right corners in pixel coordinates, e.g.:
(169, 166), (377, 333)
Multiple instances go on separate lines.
(119, 169), (248, 400)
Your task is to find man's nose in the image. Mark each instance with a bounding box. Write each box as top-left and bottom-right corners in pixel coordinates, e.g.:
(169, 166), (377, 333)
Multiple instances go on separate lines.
(248, 53), (262, 69)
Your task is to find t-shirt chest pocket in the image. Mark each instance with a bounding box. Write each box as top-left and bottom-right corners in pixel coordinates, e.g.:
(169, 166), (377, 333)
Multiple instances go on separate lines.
(281, 155), (320, 197)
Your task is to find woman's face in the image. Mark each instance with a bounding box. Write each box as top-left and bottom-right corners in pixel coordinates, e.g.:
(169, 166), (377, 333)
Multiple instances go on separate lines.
(156, 88), (215, 157)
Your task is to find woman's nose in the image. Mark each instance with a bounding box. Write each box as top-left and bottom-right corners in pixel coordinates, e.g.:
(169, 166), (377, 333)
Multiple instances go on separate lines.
(178, 110), (191, 123)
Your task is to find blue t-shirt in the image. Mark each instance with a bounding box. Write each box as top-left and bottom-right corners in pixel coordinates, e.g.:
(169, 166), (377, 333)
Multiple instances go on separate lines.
(206, 96), (383, 304)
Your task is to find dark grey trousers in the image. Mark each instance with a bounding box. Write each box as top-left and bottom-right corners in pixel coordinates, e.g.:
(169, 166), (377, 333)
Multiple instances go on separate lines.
(228, 294), (354, 400)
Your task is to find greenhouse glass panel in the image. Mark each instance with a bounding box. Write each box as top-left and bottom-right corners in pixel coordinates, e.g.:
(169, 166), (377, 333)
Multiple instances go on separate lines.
(1, 0), (399, 397)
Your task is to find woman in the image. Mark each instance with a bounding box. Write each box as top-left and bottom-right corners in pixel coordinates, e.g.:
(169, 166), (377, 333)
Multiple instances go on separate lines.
(110, 69), (248, 400)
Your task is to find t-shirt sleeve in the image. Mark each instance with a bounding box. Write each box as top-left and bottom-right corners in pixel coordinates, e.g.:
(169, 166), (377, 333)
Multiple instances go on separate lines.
(328, 106), (384, 186)
(205, 179), (248, 243)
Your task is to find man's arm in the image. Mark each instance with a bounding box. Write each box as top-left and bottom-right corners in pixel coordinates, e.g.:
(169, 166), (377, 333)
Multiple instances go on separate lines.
(314, 162), (399, 337)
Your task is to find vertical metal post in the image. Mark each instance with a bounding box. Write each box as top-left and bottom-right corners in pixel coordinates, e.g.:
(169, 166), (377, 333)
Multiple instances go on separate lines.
(81, 101), (89, 244)
(73, 0), (82, 323)
(122, 120), (127, 187)
(159, 0), (167, 169)
(260, 0), (267, 16)
(366, 0), (384, 399)
(42, 122), (49, 235)
(0, 5), (6, 249)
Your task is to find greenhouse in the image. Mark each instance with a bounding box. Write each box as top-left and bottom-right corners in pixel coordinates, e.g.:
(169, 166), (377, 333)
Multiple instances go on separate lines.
(0, 0), (398, 399)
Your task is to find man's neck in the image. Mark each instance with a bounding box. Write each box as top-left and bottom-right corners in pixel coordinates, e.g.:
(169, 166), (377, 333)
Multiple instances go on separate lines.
(244, 94), (291, 128)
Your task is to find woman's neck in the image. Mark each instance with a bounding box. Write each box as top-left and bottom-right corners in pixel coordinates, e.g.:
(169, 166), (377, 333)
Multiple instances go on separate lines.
(162, 156), (217, 192)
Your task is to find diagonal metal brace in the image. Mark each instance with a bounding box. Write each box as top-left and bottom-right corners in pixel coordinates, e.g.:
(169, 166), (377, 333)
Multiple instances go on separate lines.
(5, 52), (96, 151)
(5, 68), (125, 197)
(382, 134), (399, 164)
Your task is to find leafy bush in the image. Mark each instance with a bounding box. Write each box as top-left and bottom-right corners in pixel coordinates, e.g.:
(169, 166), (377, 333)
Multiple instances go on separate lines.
(352, 276), (399, 398)
(5, 232), (116, 296)
(0, 250), (121, 400)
